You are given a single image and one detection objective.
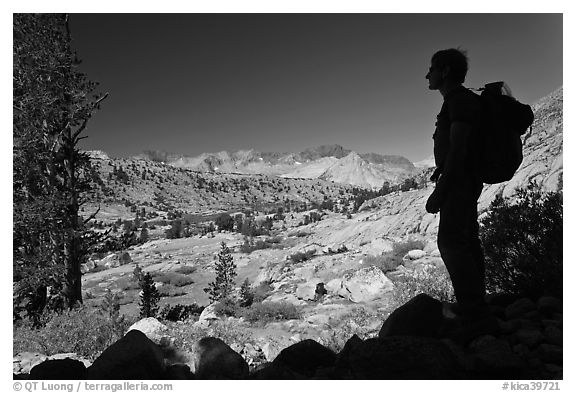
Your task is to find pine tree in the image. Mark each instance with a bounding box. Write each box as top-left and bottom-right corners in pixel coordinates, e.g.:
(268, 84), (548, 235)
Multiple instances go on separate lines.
(204, 242), (237, 303)
(13, 14), (108, 312)
(239, 278), (254, 307)
(139, 272), (160, 318)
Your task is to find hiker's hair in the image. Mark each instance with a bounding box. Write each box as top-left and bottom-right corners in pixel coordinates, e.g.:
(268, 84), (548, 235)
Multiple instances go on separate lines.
(431, 48), (469, 84)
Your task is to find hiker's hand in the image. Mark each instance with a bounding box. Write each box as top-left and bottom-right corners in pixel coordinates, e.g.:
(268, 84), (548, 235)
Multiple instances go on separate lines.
(426, 190), (442, 214)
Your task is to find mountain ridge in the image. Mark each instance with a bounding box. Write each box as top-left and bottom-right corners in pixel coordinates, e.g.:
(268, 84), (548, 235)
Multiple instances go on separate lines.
(125, 144), (417, 189)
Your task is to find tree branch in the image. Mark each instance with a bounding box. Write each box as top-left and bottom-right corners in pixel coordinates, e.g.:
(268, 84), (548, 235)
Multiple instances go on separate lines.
(83, 204), (101, 224)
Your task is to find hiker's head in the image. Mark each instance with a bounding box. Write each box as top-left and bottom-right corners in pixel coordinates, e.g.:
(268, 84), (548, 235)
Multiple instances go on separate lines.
(426, 48), (469, 88)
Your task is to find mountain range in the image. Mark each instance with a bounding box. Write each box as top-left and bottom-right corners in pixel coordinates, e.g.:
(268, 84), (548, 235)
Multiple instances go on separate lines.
(128, 145), (419, 189)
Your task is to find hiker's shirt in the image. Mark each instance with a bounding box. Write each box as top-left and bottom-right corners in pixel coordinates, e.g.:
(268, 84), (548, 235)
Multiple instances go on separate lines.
(433, 86), (483, 190)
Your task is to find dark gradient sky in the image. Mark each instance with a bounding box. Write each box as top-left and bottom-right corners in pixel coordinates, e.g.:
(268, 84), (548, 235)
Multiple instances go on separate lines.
(69, 13), (562, 162)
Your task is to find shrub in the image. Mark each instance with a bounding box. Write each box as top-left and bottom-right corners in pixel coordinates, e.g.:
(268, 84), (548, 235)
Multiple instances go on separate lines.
(13, 305), (136, 360)
(363, 239), (425, 274)
(213, 297), (241, 317)
(173, 265), (197, 275)
(133, 263), (144, 282)
(240, 236), (283, 254)
(158, 303), (204, 322)
(288, 230), (310, 238)
(479, 182), (562, 298)
(239, 278), (254, 307)
(153, 272), (194, 287)
(166, 319), (256, 355)
(215, 213), (234, 232)
(319, 307), (380, 353)
(390, 264), (455, 307)
(252, 281), (273, 303)
(242, 301), (301, 323)
(157, 284), (187, 298)
(362, 253), (403, 273)
(289, 249), (316, 263)
(392, 239), (425, 257)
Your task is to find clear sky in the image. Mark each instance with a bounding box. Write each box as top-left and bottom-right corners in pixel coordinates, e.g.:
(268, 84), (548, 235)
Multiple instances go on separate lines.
(68, 13), (562, 162)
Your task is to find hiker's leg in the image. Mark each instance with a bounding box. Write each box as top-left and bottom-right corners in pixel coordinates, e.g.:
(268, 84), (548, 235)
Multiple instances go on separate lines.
(437, 186), (486, 314)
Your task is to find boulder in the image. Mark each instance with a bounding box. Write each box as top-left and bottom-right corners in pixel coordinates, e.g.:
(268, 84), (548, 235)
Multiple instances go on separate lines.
(261, 341), (285, 362)
(537, 296), (562, 316)
(165, 364), (194, 379)
(87, 330), (165, 379)
(102, 251), (132, 269)
(362, 238), (393, 255)
(325, 278), (344, 296)
(423, 240), (438, 254)
(13, 352), (91, 375)
(341, 266), (394, 303)
(190, 337), (249, 379)
(271, 339), (337, 378)
(128, 317), (169, 344)
(255, 263), (285, 285)
(197, 303), (220, 325)
(515, 328), (544, 348)
(293, 266), (316, 281)
(505, 298), (537, 320)
(85, 259), (96, 271)
(102, 253), (119, 269)
(30, 358), (87, 380)
(404, 249), (427, 260)
(379, 293), (444, 338)
(13, 352), (47, 375)
(295, 278), (323, 300)
(343, 336), (465, 379)
(305, 313), (331, 326)
(469, 335), (532, 379)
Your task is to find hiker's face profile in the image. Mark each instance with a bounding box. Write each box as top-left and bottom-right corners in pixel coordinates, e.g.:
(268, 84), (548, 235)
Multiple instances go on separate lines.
(426, 61), (443, 90)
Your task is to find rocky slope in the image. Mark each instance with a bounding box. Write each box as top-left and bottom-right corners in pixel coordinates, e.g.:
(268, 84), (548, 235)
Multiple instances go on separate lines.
(85, 156), (358, 216)
(359, 86), (563, 237)
(15, 292), (562, 379)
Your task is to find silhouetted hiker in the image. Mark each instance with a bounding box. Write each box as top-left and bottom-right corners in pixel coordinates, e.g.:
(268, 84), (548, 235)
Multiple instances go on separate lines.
(425, 48), (498, 341)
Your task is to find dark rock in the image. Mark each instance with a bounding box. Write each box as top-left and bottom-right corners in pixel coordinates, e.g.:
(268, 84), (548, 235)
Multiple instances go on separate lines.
(344, 336), (465, 379)
(499, 319), (520, 334)
(192, 337), (249, 379)
(333, 334), (364, 378)
(543, 326), (562, 346)
(250, 362), (307, 379)
(516, 318), (541, 330)
(537, 296), (562, 316)
(378, 293), (444, 338)
(505, 298), (537, 320)
(272, 339), (336, 378)
(485, 293), (520, 307)
(468, 335), (532, 379)
(87, 330), (165, 380)
(488, 304), (506, 319)
(165, 364), (194, 379)
(515, 328), (543, 348)
(30, 359), (87, 380)
(544, 363), (562, 379)
(542, 319), (562, 330)
(537, 344), (563, 365)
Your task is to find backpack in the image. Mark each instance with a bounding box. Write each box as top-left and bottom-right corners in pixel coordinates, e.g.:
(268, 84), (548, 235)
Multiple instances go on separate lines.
(475, 81), (534, 184)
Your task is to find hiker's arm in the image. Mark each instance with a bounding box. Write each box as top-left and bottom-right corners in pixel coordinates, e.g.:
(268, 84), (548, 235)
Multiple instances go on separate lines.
(426, 121), (473, 213)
